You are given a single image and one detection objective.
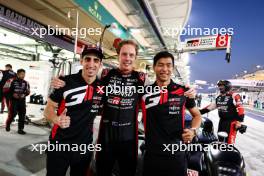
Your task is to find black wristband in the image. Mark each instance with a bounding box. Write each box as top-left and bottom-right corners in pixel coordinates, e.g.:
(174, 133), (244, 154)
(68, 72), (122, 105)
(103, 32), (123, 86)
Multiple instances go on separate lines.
(200, 108), (210, 115)
(238, 115), (244, 122)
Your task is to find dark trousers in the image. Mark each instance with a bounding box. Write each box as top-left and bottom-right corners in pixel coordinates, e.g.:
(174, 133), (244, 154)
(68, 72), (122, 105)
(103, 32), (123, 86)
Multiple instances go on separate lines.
(46, 144), (92, 176)
(6, 98), (26, 130)
(1, 95), (10, 112)
(218, 120), (238, 144)
(96, 140), (137, 176)
(143, 151), (187, 176)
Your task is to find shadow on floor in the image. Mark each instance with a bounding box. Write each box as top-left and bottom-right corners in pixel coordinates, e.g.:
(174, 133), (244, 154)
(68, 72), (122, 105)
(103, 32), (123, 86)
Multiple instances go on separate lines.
(16, 141), (47, 173)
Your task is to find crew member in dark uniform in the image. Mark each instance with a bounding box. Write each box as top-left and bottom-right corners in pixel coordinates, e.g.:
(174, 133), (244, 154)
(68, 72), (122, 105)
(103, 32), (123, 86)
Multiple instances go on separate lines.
(5, 69), (30, 134)
(141, 51), (201, 176)
(0, 64), (16, 113)
(200, 80), (245, 144)
(44, 45), (104, 176)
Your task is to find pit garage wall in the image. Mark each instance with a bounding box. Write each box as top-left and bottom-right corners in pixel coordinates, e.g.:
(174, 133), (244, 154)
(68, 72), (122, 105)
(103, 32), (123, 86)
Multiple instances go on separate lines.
(0, 4), (75, 52)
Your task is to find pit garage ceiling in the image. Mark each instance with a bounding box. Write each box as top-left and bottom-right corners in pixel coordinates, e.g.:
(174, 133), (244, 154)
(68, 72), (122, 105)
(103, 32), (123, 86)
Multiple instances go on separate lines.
(1, 0), (191, 52)
(0, 0), (118, 55)
(147, 0), (191, 49)
(0, 0), (191, 62)
(110, 0), (191, 51)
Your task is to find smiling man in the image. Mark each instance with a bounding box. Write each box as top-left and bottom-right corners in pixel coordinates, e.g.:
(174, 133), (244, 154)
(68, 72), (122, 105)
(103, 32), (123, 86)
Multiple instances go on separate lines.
(141, 51), (202, 176)
(96, 40), (145, 176)
(44, 45), (104, 176)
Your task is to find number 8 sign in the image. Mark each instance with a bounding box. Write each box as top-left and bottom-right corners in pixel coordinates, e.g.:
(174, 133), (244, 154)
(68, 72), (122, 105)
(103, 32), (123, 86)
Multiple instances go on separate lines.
(216, 34), (229, 48)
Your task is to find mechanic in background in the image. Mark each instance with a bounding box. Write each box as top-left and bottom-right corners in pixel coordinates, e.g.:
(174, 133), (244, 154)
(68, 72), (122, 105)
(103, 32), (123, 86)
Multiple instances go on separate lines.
(200, 80), (245, 144)
(0, 64), (16, 113)
(5, 69), (30, 134)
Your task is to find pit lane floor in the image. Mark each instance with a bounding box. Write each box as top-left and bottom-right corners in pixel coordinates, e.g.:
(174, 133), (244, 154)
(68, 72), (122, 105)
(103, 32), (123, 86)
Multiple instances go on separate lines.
(200, 100), (264, 176)
(0, 101), (264, 176)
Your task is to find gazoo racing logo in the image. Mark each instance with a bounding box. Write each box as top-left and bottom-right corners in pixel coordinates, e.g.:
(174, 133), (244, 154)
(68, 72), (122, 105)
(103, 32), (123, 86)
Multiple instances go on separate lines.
(186, 39), (200, 47)
(108, 97), (121, 105)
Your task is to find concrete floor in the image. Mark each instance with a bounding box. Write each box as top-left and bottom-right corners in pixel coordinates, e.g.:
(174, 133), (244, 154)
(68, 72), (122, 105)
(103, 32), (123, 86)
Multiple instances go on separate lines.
(0, 101), (264, 176)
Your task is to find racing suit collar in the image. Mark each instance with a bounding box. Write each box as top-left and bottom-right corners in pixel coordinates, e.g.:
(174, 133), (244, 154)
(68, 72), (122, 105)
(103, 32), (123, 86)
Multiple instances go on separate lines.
(154, 79), (174, 89)
(78, 69), (99, 86)
(116, 68), (133, 75)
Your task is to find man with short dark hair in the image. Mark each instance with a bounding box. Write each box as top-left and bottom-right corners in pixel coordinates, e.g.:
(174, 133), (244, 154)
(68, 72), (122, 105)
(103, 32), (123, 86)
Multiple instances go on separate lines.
(44, 45), (104, 176)
(141, 51), (201, 176)
(5, 69), (30, 134)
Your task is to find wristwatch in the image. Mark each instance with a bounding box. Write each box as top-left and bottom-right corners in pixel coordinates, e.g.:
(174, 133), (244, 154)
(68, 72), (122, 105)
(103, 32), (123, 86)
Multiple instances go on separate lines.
(190, 128), (198, 136)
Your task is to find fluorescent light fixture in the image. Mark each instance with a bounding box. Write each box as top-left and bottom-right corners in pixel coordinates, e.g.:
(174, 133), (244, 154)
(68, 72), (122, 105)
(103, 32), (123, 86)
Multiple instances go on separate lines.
(129, 28), (141, 34)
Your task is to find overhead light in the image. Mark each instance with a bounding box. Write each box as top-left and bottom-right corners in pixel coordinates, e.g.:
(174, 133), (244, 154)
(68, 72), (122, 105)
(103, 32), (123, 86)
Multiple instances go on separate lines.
(67, 10), (71, 19)
(127, 27), (144, 34)
(129, 28), (141, 34)
(147, 48), (153, 51)
(127, 25), (146, 34)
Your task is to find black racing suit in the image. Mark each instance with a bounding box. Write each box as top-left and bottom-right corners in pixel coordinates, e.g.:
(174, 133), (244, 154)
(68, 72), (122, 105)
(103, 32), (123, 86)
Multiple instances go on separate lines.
(200, 92), (244, 144)
(0, 70), (16, 112)
(47, 70), (103, 176)
(96, 68), (145, 176)
(141, 80), (196, 176)
(6, 77), (30, 130)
